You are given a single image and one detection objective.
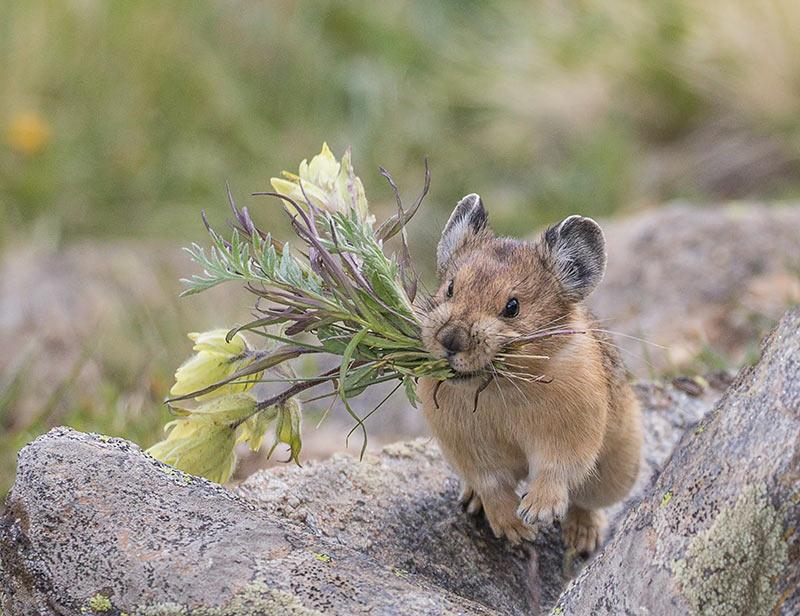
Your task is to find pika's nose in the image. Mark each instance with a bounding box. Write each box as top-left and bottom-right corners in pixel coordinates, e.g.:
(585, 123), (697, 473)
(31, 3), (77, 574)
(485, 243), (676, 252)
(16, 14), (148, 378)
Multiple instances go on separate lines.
(437, 324), (470, 355)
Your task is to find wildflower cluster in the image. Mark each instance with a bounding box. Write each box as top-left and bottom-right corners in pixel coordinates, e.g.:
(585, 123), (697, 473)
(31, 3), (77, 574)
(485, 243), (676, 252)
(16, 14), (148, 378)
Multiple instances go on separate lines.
(147, 330), (301, 482)
(149, 143), (447, 482)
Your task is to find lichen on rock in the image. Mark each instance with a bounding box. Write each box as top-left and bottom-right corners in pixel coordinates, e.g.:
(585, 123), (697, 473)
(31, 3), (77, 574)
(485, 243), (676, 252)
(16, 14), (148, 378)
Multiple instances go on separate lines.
(673, 484), (788, 616)
(85, 593), (112, 613)
(134, 582), (322, 616)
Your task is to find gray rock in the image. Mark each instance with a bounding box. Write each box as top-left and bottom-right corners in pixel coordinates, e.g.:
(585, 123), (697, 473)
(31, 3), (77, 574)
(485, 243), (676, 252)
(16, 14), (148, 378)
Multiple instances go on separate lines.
(590, 203), (800, 375)
(0, 370), (727, 616)
(555, 307), (800, 615)
(0, 429), (501, 616)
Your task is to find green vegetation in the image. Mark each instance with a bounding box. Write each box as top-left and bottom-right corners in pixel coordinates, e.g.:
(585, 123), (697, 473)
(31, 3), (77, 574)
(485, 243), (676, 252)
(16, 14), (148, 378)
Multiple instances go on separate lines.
(3, 1), (800, 247)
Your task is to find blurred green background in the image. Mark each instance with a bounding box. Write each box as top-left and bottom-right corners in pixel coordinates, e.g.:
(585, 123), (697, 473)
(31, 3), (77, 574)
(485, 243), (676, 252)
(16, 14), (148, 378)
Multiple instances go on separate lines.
(2, 0), (800, 493)
(5, 0), (800, 242)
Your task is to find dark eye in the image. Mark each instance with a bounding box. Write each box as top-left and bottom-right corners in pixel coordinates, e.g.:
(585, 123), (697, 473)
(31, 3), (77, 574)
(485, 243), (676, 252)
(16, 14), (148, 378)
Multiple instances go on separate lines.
(445, 280), (454, 298)
(502, 298), (519, 318)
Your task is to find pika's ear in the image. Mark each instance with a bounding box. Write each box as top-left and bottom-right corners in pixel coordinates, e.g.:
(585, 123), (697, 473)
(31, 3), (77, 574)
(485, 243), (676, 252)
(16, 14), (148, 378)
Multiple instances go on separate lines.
(436, 193), (490, 274)
(543, 215), (607, 301)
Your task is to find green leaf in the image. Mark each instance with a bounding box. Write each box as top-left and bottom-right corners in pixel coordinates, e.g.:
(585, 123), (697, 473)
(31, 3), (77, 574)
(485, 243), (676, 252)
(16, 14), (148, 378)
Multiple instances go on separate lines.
(343, 363), (379, 398)
(339, 327), (370, 458)
(403, 376), (419, 408)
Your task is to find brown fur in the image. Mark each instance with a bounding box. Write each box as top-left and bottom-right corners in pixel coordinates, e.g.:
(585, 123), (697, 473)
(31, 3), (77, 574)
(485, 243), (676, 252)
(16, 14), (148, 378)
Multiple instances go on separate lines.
(418, 225), (642, 551)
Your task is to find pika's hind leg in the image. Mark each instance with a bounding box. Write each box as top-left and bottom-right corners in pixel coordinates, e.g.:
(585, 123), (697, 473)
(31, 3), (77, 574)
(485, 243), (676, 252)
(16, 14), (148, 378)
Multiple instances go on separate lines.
(563, 505), (606, 554)
(458, 482), (483, 515)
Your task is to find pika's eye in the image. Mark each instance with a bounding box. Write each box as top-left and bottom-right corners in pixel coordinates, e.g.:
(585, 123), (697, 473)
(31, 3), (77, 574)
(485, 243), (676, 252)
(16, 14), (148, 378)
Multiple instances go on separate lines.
(502, 298), (519, 318)
(445, 280), (454, 298)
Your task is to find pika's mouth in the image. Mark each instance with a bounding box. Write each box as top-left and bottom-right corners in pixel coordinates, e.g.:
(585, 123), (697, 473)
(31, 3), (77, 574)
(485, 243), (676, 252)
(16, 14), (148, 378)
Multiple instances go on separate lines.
(446, 366), (489, 383)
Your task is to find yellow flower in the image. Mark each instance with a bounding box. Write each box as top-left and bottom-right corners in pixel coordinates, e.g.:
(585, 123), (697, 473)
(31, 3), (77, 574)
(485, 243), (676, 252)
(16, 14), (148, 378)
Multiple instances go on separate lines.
(170, 329), (261, 401)
(7, 111), (50, 156)
(147, 393), (258, 483)
(300, 141), (340, 187)
(270, 142), (373, 227)
(190, 329), (248, 354)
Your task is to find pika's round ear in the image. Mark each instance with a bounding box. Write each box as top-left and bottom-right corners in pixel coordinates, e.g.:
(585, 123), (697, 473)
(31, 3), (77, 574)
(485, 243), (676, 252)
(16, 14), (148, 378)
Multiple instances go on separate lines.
(436, 193), (490, 274)
(543, 215), (607, 301)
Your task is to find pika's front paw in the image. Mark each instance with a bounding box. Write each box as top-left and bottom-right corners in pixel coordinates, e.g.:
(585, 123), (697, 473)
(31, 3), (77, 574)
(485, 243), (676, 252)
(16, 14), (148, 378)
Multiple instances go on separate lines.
(483, 499), (536, 545)
(517, 483), (568, 526)
(458, 484), (483, 516)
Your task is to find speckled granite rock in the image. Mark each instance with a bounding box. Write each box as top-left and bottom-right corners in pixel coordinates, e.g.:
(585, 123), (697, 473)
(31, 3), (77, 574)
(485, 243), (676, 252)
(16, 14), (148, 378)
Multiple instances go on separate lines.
(0, 429), (506, 616)
(555, 307), (800, 615)
(0, 369), (729, 616)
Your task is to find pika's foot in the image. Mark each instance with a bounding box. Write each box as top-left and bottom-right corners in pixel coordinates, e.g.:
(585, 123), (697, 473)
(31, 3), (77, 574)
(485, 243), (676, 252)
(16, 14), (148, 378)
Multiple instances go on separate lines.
(483, 497), (536, 545)
(517, 483), (569, 526)
(458, 484), (483, 516)
(563, 506), (605, 554)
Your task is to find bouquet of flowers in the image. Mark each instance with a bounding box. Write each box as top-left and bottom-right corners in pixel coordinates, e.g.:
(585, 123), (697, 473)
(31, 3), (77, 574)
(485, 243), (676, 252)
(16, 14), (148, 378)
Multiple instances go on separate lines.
(148, 144), (451, 482)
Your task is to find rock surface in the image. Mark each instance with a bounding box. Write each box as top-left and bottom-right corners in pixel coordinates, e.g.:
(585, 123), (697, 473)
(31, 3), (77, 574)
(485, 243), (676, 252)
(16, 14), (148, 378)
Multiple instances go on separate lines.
(591, 203), (800, 375)
(0, 430), (499, 616)
(556, 307), (800, 615)
(0, 375), (725, 615)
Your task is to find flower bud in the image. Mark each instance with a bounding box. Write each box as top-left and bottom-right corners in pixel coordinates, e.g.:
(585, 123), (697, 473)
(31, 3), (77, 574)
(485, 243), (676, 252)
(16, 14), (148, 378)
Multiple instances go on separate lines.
(270, 143), (373, 227)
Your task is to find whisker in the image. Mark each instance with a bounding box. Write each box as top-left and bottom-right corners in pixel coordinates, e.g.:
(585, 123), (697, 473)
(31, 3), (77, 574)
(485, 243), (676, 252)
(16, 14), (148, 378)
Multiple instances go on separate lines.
(506, 328), (588, 346)
(495, 358), (538, 371)
(496, 370), (536, 384)
(496, 369), (530, 403)
(496, 363), (530, 373)
(489, 364), (510, 413)
(496, 353), (550, 360)
(497, 319), (583, 343)
(591, 337), (658, 371)
(585, 328), (668, 349)
(529, 313), (571, 333)
(501, 370), (552, 384)
(498, 323), (571, 341)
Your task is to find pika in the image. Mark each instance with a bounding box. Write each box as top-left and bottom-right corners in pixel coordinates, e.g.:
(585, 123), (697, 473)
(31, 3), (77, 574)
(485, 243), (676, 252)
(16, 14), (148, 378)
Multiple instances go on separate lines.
(418, 194), (642, 552)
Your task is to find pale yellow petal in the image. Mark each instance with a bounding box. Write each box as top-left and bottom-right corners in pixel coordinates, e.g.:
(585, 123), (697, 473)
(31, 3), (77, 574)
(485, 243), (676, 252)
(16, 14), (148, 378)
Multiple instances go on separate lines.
(189, 329), (248, 355)
(305, 142), (340, 188)
(170, 353), (231, 398)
